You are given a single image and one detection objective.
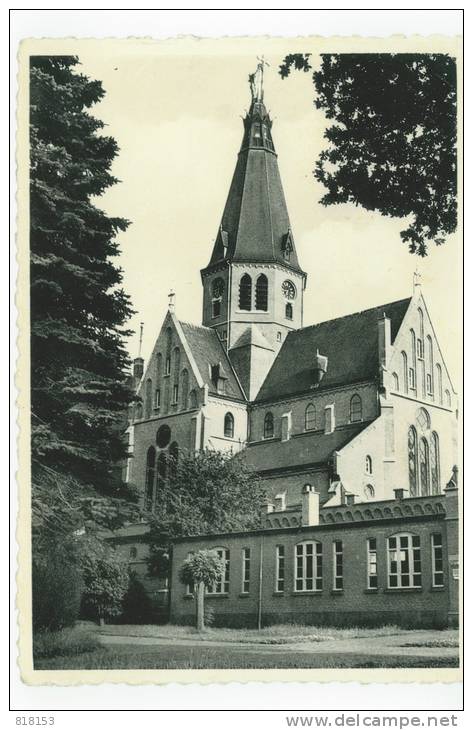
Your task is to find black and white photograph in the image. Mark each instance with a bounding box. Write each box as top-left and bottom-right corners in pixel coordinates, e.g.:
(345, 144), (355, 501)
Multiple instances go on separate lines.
(13, 25), (461, 689)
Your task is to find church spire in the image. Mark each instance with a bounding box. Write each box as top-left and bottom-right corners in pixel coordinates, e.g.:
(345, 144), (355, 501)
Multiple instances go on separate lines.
(203, 63), (305, 275)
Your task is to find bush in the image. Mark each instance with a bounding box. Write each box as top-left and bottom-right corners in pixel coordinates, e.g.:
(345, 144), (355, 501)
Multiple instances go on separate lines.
(121, 573), (153, 624)
(33, 627), (100, 660)
(81, 544), (129, 622)
(32, 540), (83, 631)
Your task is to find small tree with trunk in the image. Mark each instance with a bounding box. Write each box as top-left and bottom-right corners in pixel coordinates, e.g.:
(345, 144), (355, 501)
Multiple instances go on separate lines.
(179, 551), (226, 632)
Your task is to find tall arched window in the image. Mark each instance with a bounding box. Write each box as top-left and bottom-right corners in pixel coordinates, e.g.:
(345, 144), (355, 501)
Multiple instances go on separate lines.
(181, 368), (189, 410)
(211, 277), (224, 318)
(135, 402), (143, 421)
(417, 308), (425, 357)
(445, 389), (451, 408)
(285, 302), (293, 320)
(145, 446), (156, 511)
(305, 403), (316, 431)
(169, 441), (179, 480)
(392, 372), (399, 392)
(239, 274), (252, 311)
(430, 432), (440, 494)
(156, 451), (167, 501)
(189, 389), (197, 409)
(145, 378), (152, 419)
(427, 335), (434, 396)
(409, 329), (417, 390)
(365, 455), (373, 475)
(255, 274), (268, 311)
(155, 353), (162, 381)
(419, 436), (430, 496)
(436, 364), (443, 404)
(401, 351), (408, 393)
(350, 394), (362, 423)
(173, 347), (180, 377)
(224, 412), (234, 438)
(408, 426), (418, 496)
(264, 412), (274, 439)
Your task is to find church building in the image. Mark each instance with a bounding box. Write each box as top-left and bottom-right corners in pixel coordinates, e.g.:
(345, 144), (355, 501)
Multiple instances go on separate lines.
(114, 65), (459, 628)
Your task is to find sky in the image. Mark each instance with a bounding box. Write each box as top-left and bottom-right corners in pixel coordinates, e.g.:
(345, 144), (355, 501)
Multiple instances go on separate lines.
(72, 36), (461, 385)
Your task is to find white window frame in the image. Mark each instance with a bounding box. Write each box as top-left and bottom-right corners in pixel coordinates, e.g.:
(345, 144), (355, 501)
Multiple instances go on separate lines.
(241, 548), (250, 594)
(332, 540), (343, 591)
(275, 545), (285, 593)
(172, 383), (179, 405)
(431, 533), (444, 588)
(206, 547), (230, 595)
(387, 533), (422, 589)
(366, 538), (378, 589)
(294, 541), (322, 592)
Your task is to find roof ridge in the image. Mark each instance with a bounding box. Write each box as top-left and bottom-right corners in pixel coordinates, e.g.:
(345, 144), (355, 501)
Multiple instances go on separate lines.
(287, 296), (412, 337)
(179, 320), (216, 333)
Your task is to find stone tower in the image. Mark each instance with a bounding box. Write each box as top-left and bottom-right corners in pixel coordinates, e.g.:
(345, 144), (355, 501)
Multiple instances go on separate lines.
(201, 62), (307, 399)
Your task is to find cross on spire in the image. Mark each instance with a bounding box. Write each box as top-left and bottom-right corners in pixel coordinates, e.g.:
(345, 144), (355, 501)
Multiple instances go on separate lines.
(249, 56), (270, 102)
(413, 268), (422, 293)
(168, 289), (176, 312)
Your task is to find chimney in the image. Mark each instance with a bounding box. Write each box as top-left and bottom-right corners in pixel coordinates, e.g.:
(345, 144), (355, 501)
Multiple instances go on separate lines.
(346, 494), (356, 506)
(301, 484), (319, 526)
(324, 404), (335, 434)
(281, 411), (292, 441)
(133, 357), (144, 382)
(378, 315), (392, 371)
(315, 349), (328, 384)
(394, 488), (407, 500)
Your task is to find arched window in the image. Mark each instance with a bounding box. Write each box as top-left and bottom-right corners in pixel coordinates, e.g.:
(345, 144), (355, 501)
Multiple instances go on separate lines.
(206, 548), (230, 594)
(181, 368), (189, 410)
(189, 389), (197, 409)
(264, 412), (274, 439)
(156, 424), (171, 448)
(255, 274), (268, 311)
(417, 308), (425, 358)
(445, 389), (451, 408)
(427, 336), (434, 395)
(364, 484), (375, 500)
(305, 403), (316, 431)
(387, 533), (421, 588)
(409, 329), (417, 390)
(169, 441), (179, 480)
(135, 402), (143, 421)
(173, 347), (180, 377)
(285, 302), (293, 320)
(365, 455), (373, 475)
(155, 353), (162, 381)
(392, 372), (399, 392)
(419, 436), (430, 496)
(416, 407), (430, 432)
(294, 541), (323, 592)
(401, 351), (408, 393)
(239, 274), (252, 311)
(154, 388), (161, 409)
(430, 432), (441, 494)
(145, 378), (152, 419)
(436, 364), (443, 404)
(408, 426), (418, 496)
(145, 446), (156, 511)
(156, 451), (167, 498)
(224, 412), (234, 438)
(350, 394), (362, 423)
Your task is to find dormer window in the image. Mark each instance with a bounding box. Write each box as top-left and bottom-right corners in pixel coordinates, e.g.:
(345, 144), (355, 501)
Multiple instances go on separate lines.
(211, 362), (228, 394)
(281, 230), (294, 261)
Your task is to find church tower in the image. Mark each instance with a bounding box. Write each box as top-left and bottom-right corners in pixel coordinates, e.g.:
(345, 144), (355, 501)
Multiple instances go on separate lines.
(201, 62), (307, 399)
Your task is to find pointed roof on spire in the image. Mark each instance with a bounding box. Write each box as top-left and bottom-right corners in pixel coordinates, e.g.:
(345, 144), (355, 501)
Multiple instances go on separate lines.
(204, 65), (305, 276)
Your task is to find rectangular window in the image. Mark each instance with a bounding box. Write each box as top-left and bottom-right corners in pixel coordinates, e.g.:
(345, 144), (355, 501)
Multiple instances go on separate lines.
(276, 545), (285, 592)
(172, 384), (179, 404)
(388, 534), (422, 589)
(164, 357), (171, 376)
(212, 299), (221, 318)
(431, 533), (444, 587)
(426, 373), (433, 394)
(241, 548), (250, 594)
(155, 388), (161, 408)
(333, 540), (343, 591)
(408, 367), (415, 389)
(417, 339), (424, 358)
(367, 538), (378, 589)
(185, 551), (194, 595)
(206, 548), (230, 595)
(294, 542), (322, 592)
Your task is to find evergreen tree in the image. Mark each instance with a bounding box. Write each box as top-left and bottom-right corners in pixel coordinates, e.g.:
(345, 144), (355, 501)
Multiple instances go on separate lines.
(280, 53), (457, 256)
(30, 55), (138, 540)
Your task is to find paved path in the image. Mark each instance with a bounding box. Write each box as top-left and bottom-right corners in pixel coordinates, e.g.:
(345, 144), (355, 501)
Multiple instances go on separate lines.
(98, 629), (459, 660)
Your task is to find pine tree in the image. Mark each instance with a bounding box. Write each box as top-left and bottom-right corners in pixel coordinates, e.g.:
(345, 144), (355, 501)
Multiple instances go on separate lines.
(30, 55), (138, 538)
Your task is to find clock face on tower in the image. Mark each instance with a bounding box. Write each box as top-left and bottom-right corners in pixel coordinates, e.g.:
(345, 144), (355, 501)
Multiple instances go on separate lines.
(212, 278), (224, 298)
(282, 280), (296, 300)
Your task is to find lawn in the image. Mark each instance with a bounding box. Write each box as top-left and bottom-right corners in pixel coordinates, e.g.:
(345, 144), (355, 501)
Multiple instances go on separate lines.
(35, 641), (460, 670)
(95, 622), (412, 645)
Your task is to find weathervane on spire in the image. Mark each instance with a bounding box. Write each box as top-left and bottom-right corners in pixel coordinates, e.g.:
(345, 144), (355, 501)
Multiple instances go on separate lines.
(249, 56), (269, 102)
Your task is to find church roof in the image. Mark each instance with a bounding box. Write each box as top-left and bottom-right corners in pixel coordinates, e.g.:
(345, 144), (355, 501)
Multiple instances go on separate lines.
(205, 96), (304, 275)
(179, 321), (245, 400)
(241, 422), (369, 474)
(256, 297), (412, 403)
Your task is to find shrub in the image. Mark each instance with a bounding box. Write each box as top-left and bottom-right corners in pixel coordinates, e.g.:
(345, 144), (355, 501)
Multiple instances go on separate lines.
(32, 540), (83, 631)
(33, 627), (101, 660)
(121, 572), (153, 624)
(81, 544), (129, 623)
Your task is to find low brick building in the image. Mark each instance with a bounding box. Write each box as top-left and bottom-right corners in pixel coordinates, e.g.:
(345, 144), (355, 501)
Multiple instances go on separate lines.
(169, 475), (459, 629)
